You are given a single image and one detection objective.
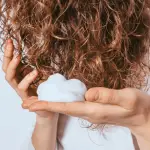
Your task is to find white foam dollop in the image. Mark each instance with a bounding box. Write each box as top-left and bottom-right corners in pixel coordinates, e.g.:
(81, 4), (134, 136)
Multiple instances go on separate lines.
(37, 73), (87, 102)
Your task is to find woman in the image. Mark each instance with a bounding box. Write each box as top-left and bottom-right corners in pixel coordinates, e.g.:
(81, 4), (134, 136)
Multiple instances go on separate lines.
(1, 0), (150, 149)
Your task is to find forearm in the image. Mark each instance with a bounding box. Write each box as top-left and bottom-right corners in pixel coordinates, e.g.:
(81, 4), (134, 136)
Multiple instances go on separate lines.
(32, 114), (59, 150)
(131, 123), (150, 150)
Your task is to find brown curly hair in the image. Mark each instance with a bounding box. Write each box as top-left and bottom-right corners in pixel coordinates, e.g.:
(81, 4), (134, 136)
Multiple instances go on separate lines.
(0, 0), (150, 90)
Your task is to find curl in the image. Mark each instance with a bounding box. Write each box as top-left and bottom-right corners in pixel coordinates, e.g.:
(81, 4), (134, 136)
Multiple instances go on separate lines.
(0, 0), (150, 90)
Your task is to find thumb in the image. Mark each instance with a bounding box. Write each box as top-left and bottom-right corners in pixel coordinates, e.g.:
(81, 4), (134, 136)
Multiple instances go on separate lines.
(85, 87), (137, 110)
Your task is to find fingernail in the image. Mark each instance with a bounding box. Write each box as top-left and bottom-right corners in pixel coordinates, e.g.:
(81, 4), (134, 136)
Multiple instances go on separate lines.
(31, 69), (38, 76)
(7, 39), (12, 43)
(30, 65), (36, 69)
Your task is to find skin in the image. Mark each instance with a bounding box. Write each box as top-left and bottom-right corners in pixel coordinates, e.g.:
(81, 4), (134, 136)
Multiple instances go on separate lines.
(23, 88), (150, 150)
(2, 39), (150, 150)
(2, 39), (58, 150)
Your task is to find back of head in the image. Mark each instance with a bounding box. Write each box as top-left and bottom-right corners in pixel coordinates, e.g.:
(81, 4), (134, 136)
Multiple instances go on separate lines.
(1, 0), (150, 89)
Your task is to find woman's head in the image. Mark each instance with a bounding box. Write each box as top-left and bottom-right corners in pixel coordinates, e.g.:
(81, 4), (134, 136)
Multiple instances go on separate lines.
(1, 0), (150, 89)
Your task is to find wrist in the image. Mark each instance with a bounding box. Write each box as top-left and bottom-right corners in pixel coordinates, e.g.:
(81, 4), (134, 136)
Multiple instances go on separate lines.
(36, 113), (59, 125)
(130, 124), (150, 142)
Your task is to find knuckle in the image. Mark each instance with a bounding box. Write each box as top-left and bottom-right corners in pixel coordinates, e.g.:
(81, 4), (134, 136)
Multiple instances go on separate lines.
(96, 88), (104, 102)
(107, 89), (117, 104)
(123, 88), (137, 109)
(97, 88), (117, 104)
(17, 84), (25, 91)
(5, 75), (11, 82)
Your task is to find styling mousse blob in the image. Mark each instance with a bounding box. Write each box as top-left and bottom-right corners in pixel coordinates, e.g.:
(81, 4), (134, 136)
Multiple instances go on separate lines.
(37, 73), (87, 102)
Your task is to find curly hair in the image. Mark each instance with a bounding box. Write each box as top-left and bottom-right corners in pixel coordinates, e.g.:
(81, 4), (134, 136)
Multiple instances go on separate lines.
(0, 0), (150, 90)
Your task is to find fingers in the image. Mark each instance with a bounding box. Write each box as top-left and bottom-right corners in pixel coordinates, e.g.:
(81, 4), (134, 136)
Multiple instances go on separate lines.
(2, 39), (39, 100)
(5, 52), (21, 87)
(85, 87), (137, 110)
(3, 39), (21, 88)
(22, 97), (38, 109)
(85, 87), (119, 104)
(2, 39), (14, 72)
(28, 101), (88, 117)
(23, 98), (130, 126)
(17, 70), (38, 99)
(18, 70), (38, 92)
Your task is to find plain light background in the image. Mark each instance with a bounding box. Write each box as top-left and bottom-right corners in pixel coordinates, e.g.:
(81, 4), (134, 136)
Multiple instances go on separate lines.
(0, 56), (36, 150)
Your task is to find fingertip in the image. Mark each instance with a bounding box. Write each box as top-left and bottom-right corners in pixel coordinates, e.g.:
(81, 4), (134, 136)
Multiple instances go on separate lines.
(30, 69), (38, 77)
(4, 39), (12, 50)
(22, 100), (31, 109)
(7, 39), (12, 43)
(6, 40), (13, 49)
(85, 88), (99, 102)
(33, 69), (38, 76)
(22, 103), (28, 109)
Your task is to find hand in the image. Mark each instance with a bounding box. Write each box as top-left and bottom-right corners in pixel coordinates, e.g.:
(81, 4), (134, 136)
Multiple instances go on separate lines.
(2, 39), (38, 99)
(2, 39), (55, 119)
(22, 87), (150, 139)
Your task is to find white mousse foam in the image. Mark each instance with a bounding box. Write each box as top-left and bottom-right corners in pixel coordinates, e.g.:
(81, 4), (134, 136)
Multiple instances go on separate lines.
(37, 73), (87, 102)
